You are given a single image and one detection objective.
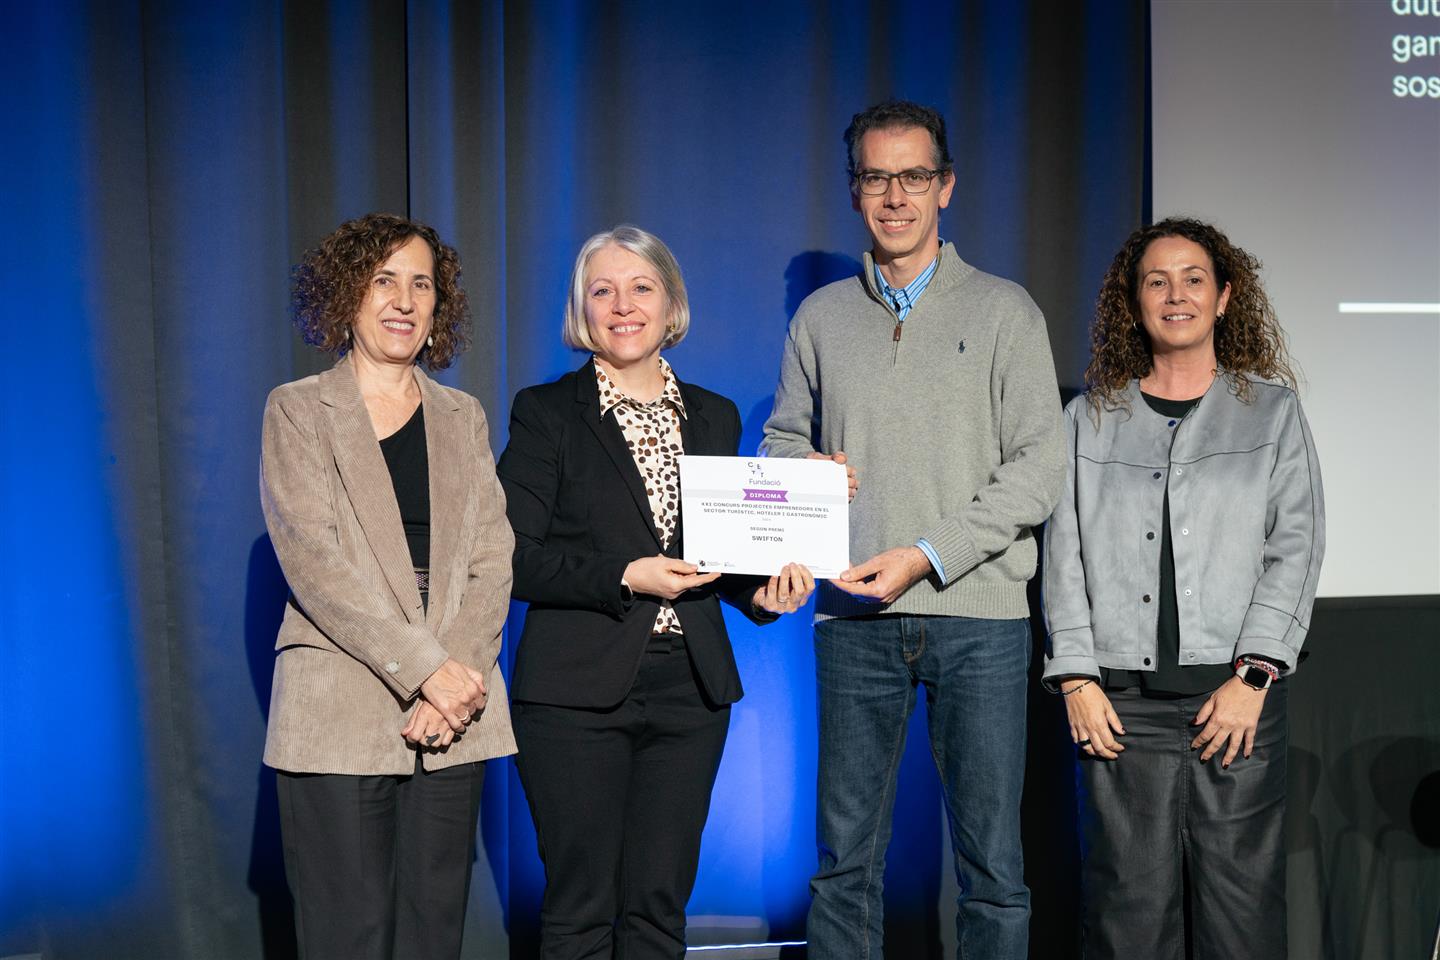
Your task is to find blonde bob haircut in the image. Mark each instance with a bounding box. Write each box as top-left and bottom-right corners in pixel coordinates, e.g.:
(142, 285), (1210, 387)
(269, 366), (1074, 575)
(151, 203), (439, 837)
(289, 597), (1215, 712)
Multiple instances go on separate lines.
(562, 224), (691, 352)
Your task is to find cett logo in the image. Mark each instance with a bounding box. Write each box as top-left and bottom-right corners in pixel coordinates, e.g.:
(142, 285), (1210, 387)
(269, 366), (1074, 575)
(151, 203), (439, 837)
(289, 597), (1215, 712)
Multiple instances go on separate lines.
(744, 461), (783, 487)
(742, 461), (788, 503)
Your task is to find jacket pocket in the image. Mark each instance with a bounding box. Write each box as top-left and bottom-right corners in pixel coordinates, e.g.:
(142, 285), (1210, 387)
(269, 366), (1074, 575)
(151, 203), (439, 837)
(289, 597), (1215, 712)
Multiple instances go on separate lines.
(273, 601), (341, 654)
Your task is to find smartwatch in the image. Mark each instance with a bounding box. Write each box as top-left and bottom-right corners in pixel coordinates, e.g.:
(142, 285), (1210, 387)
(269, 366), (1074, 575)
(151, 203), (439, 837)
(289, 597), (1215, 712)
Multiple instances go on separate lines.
(1236, 664), (1273, 690)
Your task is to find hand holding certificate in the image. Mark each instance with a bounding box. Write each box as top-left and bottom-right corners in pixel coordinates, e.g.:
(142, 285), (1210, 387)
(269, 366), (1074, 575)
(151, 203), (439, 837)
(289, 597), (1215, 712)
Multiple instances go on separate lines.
(679, 456), (849, 578)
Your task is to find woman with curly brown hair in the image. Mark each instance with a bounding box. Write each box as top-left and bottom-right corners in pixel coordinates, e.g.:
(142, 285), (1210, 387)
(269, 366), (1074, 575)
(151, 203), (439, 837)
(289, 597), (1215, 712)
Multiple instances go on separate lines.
(1042, 217), (1325, 958)
(260, 213), (514, 959)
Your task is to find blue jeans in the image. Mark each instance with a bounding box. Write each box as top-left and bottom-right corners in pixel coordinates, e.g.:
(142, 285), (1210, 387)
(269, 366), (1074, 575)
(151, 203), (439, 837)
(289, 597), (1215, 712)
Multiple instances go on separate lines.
(807, 614), (1032, 960)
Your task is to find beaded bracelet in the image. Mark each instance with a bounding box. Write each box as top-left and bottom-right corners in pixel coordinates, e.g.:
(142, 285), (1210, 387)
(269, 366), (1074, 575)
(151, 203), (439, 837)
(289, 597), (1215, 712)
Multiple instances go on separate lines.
(1236, 655), (1281, 681)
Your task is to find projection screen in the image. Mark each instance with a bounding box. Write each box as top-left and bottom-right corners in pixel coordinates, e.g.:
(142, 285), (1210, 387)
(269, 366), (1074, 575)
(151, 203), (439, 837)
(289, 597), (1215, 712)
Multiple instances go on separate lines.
(1151, 0), (1440, 597)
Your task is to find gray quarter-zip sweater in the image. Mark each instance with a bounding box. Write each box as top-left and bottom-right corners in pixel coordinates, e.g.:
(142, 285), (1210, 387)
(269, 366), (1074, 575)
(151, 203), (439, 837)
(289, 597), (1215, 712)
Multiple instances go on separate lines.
(762, 242), (1065, 620)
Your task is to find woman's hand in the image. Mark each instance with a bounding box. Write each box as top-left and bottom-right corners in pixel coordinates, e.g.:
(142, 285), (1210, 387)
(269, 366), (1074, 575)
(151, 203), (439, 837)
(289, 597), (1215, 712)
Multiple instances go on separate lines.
(402, 700), (456, 749)
(752, 563), (816, 614)
(1062, 680), (1126, 760)
(623, 556), (721, 600)
(1191, 676), (1267, 767)
(808, 451), (858, 502)
(419, 657), (487, 733)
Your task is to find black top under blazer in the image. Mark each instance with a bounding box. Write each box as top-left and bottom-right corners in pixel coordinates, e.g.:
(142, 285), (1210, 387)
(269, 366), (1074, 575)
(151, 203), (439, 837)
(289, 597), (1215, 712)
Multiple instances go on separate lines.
(497, 359), (772, 709)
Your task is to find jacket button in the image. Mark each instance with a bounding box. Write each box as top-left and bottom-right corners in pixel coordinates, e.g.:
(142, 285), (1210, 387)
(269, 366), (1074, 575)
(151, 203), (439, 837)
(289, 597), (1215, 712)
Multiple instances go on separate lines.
(1142, 594), (1152, 603)
(1183, 588), (1193, 597)
(1176, 468), (1184, 476)
(1143, 657), (1152, 666)
(385, 661), (400, 674)
(1167, 420), (1177, 427)
(1181, 528), (1189, 535)
(1152, 471), (1162, 479)
(1146, 531), (1155, 540)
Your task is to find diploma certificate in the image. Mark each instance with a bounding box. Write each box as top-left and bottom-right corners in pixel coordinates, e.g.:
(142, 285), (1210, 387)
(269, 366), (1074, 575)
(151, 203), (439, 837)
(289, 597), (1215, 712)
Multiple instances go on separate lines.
(678, 456), (848, 578)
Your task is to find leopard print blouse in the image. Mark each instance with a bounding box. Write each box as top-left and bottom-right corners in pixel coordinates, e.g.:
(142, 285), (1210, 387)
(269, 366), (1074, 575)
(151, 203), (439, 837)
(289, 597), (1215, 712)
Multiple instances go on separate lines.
(595, 358), (687, 635)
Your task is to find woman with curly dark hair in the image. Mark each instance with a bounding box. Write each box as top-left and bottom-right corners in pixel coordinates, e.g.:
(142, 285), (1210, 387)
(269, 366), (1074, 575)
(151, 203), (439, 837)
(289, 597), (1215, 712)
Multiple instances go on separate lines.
(1042, 217), (1325, 958)
(260, 213), (514, 960)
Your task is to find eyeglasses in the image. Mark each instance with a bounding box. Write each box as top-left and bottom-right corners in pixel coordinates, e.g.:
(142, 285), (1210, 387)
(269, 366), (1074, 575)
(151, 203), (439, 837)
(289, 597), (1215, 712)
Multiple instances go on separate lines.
(853, 168), (946, 196)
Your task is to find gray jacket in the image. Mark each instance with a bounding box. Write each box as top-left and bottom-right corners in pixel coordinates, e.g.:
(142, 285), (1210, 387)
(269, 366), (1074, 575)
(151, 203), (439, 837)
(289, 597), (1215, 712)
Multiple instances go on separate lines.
(1042, 375), (1324, 686)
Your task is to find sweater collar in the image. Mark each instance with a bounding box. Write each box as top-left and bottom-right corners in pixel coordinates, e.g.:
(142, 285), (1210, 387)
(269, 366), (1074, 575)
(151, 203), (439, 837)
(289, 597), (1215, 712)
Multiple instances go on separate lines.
(861, 241), (972, 310)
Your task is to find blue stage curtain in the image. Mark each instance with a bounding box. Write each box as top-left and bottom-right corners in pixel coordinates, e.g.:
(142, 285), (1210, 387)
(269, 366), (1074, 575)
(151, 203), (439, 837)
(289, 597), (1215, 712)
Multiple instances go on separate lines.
(1, 2), (1144, 957)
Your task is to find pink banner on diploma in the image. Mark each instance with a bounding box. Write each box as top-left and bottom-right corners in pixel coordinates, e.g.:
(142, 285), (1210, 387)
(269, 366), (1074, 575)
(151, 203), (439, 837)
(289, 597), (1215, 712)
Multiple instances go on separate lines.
(742, 488), (788, 502)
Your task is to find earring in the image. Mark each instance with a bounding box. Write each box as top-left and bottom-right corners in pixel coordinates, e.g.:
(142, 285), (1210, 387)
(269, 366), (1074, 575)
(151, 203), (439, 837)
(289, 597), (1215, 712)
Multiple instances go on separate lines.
(1216, 312), (1226, 323)
(426, 335), (434, 347)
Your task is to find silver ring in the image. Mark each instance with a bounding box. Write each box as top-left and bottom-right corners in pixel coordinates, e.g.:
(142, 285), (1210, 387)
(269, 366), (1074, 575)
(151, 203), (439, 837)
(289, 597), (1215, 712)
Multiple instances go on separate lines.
(425, 733), (440, 745)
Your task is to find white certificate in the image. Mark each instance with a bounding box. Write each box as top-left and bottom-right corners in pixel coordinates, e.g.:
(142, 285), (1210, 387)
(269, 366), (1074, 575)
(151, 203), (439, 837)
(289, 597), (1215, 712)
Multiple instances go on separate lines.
(678, 455), (849, 578)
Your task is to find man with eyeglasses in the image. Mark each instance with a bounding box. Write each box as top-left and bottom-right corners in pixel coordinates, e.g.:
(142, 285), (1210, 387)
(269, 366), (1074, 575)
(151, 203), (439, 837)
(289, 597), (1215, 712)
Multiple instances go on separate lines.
(762, 99), (1064, 959)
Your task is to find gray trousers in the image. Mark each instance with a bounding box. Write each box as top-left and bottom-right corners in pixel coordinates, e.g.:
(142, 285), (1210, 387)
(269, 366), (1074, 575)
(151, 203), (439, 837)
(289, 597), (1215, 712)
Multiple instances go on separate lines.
(1080, 682), (1289, 960)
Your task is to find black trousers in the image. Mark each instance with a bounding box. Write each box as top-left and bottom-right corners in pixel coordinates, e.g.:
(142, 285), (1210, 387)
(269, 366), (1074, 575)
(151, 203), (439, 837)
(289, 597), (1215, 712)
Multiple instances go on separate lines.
(275, 752), (486, 960)
(512, 635), (731, 960)
(1079, 682), (1289, 960)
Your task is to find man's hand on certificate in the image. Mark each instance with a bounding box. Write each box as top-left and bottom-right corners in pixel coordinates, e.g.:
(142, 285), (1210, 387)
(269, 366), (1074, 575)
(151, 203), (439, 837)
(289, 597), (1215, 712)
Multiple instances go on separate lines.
(832, 546), (933, 604)
(807, 451), (858, 502)
(624, 556), (722, 600)
(752, 563), (816, 614)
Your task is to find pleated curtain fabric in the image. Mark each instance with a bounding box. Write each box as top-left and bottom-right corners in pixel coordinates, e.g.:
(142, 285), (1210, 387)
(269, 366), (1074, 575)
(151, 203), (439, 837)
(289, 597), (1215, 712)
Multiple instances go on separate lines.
(3, 2), (1145, 957)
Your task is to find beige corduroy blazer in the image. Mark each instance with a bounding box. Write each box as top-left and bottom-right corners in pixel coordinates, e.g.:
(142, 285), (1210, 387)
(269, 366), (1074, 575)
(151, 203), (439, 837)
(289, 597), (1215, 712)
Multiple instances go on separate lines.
(259, 357), (516, 775)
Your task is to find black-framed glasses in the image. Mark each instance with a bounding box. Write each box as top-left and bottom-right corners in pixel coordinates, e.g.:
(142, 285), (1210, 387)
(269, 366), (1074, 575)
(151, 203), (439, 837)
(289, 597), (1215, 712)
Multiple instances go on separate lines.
(853, 168), (945, 196)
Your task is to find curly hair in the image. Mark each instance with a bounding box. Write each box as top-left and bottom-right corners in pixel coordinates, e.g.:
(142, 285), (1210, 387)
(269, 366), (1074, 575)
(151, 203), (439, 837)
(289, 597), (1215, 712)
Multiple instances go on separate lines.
(291, 213), (471, 370)
(1085, 217), (1296, 418)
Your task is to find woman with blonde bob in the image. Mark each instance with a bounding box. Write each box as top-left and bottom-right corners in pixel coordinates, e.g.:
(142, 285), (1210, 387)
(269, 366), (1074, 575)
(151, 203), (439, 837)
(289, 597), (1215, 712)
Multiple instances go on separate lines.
(1042, 217), (1324, 958)
(498, 225), (813, 959)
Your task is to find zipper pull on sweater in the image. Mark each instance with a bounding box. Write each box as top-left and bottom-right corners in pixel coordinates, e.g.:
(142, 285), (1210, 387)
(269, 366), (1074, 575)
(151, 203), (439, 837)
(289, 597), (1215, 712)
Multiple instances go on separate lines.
(892, 321), (902, 342)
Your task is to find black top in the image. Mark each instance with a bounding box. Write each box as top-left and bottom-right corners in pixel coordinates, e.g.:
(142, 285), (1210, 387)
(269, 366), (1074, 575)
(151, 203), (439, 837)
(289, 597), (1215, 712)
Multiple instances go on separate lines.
(1102, 392), (1234, 698)
(378, 403), (430, 572)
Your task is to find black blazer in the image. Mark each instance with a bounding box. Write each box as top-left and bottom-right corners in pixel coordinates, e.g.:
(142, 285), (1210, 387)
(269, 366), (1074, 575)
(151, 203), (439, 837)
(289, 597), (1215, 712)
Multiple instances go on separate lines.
(497, 360), (770, 709)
